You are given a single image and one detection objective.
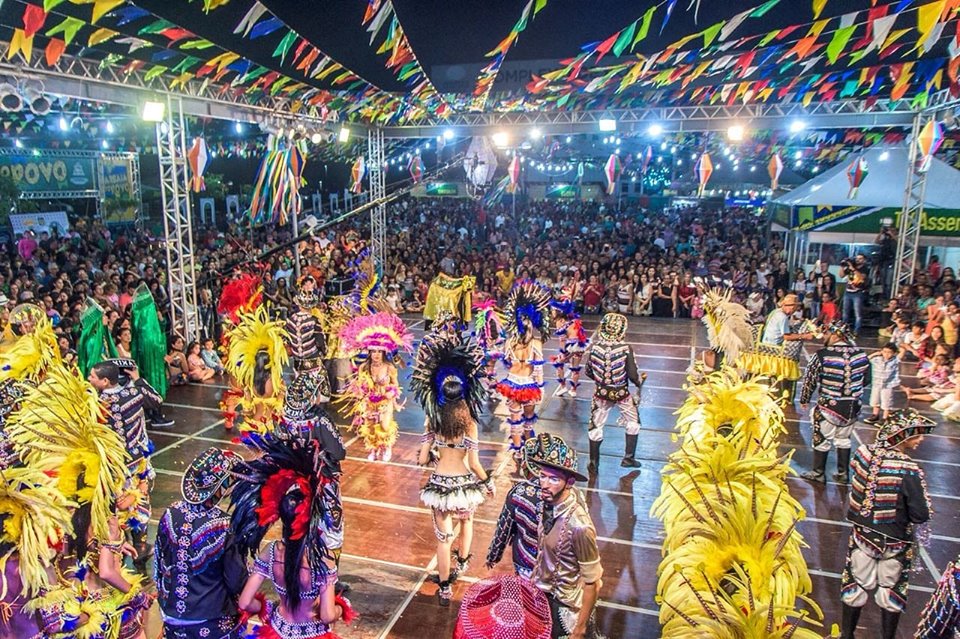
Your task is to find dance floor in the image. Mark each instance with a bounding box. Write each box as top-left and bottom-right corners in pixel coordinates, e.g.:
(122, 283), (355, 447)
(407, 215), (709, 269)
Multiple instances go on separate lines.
(143, 315), (960, 638)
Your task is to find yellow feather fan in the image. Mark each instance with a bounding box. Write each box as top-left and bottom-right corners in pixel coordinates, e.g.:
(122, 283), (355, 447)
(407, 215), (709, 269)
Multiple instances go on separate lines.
(5, 367), (127, 541)
(655, 364), (822, 637)
(701, 288), (754, 364)
(0, 313), (62, 382)
(225, 306), (289, 400)
(0, 465), (75, 598)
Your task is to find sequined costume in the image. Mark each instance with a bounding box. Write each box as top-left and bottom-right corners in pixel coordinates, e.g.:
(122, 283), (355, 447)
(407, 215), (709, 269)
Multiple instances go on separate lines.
(486, 479), (542, 578)
(472, 299), (505, 388)
(584, 313), (645, 473)
(549, 300), (588, 399)
(915, 554), (960, 639)
(798, 323), (870, 484)
(285, 287), (326, 373)
(840, 409), (936, 639)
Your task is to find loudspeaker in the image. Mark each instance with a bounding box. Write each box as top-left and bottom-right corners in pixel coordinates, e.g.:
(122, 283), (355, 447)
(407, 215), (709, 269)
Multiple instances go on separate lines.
(324, 276), (356, 298)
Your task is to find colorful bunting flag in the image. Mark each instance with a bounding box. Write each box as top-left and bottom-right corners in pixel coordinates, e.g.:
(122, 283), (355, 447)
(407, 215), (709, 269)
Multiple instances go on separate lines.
(248, 138), (308, 226)
(6, 29), (33, 61)
(22, 5), (47, 38)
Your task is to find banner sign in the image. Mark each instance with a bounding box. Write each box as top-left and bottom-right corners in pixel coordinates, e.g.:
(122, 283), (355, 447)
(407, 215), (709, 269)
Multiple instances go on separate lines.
(99, 155), (138, 223)
(545, 183), (577, 199)
(425, 182), (460, 196)
(9, 211), (70, 236)
(0, 152), (97, 194)
(789, 204), (960, 237)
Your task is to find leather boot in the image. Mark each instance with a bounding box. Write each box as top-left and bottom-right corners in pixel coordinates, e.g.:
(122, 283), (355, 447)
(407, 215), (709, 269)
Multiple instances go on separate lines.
(880, 609), (901, 639)
(621, 434), (642, 468)
(833, 447), (852, 484)
(801, 450), (828, 483)
(839, 603), (862, 639)
(587, 439), (601, 475)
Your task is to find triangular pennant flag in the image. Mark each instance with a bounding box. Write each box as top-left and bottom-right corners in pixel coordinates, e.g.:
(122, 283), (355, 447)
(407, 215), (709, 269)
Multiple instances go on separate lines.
(45, 16), (84, 46)
(249, 17), (284, 40)
(6, 29), (33, 62)
(91, 0), (125, 24)
(43, 0), (65, 10)
(88, 27), (118, 47)
(272, 30), (298, 63)
(918, 0), (947, 49)
(612, 20), (637, 58)
(751, 0), (783, 18)
(234, 2), (268, 37)
(720, 10), (750, 41)
(44, 37), (65, 65)
(813, 0), (828, 19)
(22, 5), (48, 38)
(702, 21), (725, 49)
(660, 0), (678, 35)
(827, 24), (857, 63)
(632, 7), (656, 50)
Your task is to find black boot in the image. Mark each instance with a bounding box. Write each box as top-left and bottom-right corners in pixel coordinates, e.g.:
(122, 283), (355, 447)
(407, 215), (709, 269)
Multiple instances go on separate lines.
(880, 609), (901, 639)
(801, 450), (828, 483)
(833, 447), (852, 484)
(839, 603), (862, 639)
(621, 434), (642, 468)
(587, 439), (601, 475)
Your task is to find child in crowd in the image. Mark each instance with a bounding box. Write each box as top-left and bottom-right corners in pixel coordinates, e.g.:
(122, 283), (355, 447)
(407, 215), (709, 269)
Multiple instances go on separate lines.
(817, 291), (838, 325)
(902, 321), (928, 361)
(200, 337), (225, 375)
(909, 357), (960, 403)
(865, 342), (901, 424)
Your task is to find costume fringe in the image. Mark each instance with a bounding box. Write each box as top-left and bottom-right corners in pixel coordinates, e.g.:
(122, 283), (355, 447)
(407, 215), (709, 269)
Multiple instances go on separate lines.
(0, 313), (61, 382)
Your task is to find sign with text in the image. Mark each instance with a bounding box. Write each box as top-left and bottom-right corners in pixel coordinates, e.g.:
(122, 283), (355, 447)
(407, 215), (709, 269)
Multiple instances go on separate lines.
(545, 183), (577, 199)
(9, 211), (70, 235)
(425, 182), (460, 196)
(0, 152), (96, 194)
(99, 155), (138, 223)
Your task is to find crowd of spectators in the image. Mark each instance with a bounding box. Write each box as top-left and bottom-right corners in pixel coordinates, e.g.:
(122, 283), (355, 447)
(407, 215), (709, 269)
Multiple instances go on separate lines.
(2, 197), (957, 395)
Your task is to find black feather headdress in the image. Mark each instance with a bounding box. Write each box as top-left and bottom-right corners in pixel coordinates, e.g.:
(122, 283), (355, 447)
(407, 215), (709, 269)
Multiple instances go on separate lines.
(503, 280), (552, 340)
(411, 333), (488, 429)
(229, 432), (335, 580)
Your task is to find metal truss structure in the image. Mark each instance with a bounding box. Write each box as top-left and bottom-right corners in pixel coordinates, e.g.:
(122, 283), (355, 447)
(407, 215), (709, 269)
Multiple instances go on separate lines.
(367, 127), (387, 274)
(155, 95), (199, 343)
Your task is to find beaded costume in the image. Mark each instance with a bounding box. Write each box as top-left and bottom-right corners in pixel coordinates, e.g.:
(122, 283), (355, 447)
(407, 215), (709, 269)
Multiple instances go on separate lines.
(472, 298), (506, 388)
(840, 409), (936, 639)
(550, 300), (588, 398)
(285, 284), (326, 372)
(915, 554), (960, 639)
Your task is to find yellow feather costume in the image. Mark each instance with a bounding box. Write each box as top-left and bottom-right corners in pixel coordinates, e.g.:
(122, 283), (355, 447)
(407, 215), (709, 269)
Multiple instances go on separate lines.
(0, 313), (62, 382)
(0, 465), (75, 598)
(701, 288), (754, 365)
(6, 366), (127, 541)
(223, 306), (289, 432)
(652, 366), (822, 638)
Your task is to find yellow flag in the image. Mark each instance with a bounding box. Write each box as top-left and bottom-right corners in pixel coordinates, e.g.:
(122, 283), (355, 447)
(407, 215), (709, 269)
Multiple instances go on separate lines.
(87, 27), (117, 46)
(917, 1), (946, 49)
(91, 0), (124, 23)
(6, 28), (34, 62)
(813, 0), (828, 19)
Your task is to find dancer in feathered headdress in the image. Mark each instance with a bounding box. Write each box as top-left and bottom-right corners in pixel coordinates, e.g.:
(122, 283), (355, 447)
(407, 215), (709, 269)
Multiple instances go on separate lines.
(549, 299), (588, 399)
(0, 465), (75, 638)
(229, 432), (356, 639)
(0, 310), (61, 384)
(699, 287), (753, 371)
(221, 306), (289, 433)
(472, 298), (505, 389)
(7, 366), (150, 639)
(338, 312), (412, 462)
(413, 332), (492, 605)
(497, 280), (551, 456)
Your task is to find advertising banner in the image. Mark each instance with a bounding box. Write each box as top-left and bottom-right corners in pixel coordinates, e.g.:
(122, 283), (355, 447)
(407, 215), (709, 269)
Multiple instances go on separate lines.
(545, 183), (577, 199)
(9, 211), (70, 235)
(99, 155), (138, 223)
(0, 152), (97, 194)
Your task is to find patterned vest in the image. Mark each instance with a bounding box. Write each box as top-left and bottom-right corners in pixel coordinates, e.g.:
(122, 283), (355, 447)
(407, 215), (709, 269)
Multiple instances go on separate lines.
(589, 342), (631, 401)
(848, 444), (929, 541)
(817, 345), (870, 400)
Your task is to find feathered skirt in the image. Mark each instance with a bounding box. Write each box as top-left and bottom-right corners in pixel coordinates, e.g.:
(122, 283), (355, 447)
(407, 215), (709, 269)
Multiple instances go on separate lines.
(496, 374), (542, 405)
(420, 473), (487, 518)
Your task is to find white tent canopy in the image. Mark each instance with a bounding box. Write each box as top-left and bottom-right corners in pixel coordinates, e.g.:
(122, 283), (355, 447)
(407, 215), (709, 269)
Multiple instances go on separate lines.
(770, 146), (960, 209)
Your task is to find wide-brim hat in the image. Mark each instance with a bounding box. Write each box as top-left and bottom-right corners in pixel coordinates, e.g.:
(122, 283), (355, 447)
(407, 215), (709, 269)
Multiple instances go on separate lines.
(877, 408), (936, 447)
(597, 312), (627, 343)
(825, 320), (856, 344)
(182, 447), (239, 504)
(454, 575), (552, 639)
(521, 433), (552, 478)
(529, 433), (587, 482)
(779, 294), (801, 307)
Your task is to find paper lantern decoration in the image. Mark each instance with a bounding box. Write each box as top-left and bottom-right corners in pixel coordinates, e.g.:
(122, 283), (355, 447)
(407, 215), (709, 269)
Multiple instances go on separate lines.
(846, 155), (869, 199)
(695, 153), (713, 196)
(640, 145), (653, 174)
(247, 138), (307, 227)
(350, 156), (366, 194)
(917, 120), (944, 173)
(408, 154), (424, 183)
(604, 154), (622, 195)
(186, 136), (208, 192)
(767, 153), (783, 190)
(506, 156), (521, 193)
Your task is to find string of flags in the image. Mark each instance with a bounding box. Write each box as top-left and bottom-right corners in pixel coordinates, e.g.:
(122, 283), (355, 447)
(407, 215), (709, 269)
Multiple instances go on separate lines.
(247, 136), (307, 226)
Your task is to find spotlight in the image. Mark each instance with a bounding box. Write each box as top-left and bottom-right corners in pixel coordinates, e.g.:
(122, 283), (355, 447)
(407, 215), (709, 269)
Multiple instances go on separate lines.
(661, 142), (667, 150)
(789, 120), (807, 133)
(338, 126), (350, 143)
(0, 83), (22, 112)
(106, 121), (114, 134)
(530, 127), (542, 140)
(22, 83), (50, 115)
(676, 159), (683, 166)
(565, 136), (572, 143)
(794, 150), (802, 160)
(310, 133), (322, 144)
(598, 118), (617, 132)
(101, 139), (108, 149)
(492, 131), (509, 148)
(750, 165), (756, 172)
(648, 123), (663, 136)
(424, 141), (430, 149)
(442, 128), (454, 140)
(813, 165), (819, 172)
(794, 159), (802, 167)
(141, 100), (165, 122)
(879, 151), (890, 161)
(58, 116), (68, 131)
(14, 138), (22, 149)
(727, 124), (746, 141)
(235, 122), (244, 134)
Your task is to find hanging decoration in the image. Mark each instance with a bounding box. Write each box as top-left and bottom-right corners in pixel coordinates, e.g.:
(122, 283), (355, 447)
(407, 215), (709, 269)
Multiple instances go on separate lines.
(506, 156), (521, 193)
(186, 136), (208, 192)
(767, 152), (783, 190)
(846, 155), (869, 199)
(350, 156), (366, 193)
(604, 153), (622, 195)
(247, 136), (307, 226)
(640, 145), (653, 174)
(695, 152), (713, 196)
(917, 119), (945, 172)
(408, 153), (424, 183)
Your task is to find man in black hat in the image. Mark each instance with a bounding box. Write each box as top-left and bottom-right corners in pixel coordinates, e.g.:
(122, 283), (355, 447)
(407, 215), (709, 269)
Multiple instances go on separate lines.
(531, 434), (603, 639)
(798, 321), (870, 484)
(155, 447), (247, 639)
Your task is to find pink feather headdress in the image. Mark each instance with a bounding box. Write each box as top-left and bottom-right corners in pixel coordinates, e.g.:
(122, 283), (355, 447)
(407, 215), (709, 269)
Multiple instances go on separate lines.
(339, 312), (413, 355)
